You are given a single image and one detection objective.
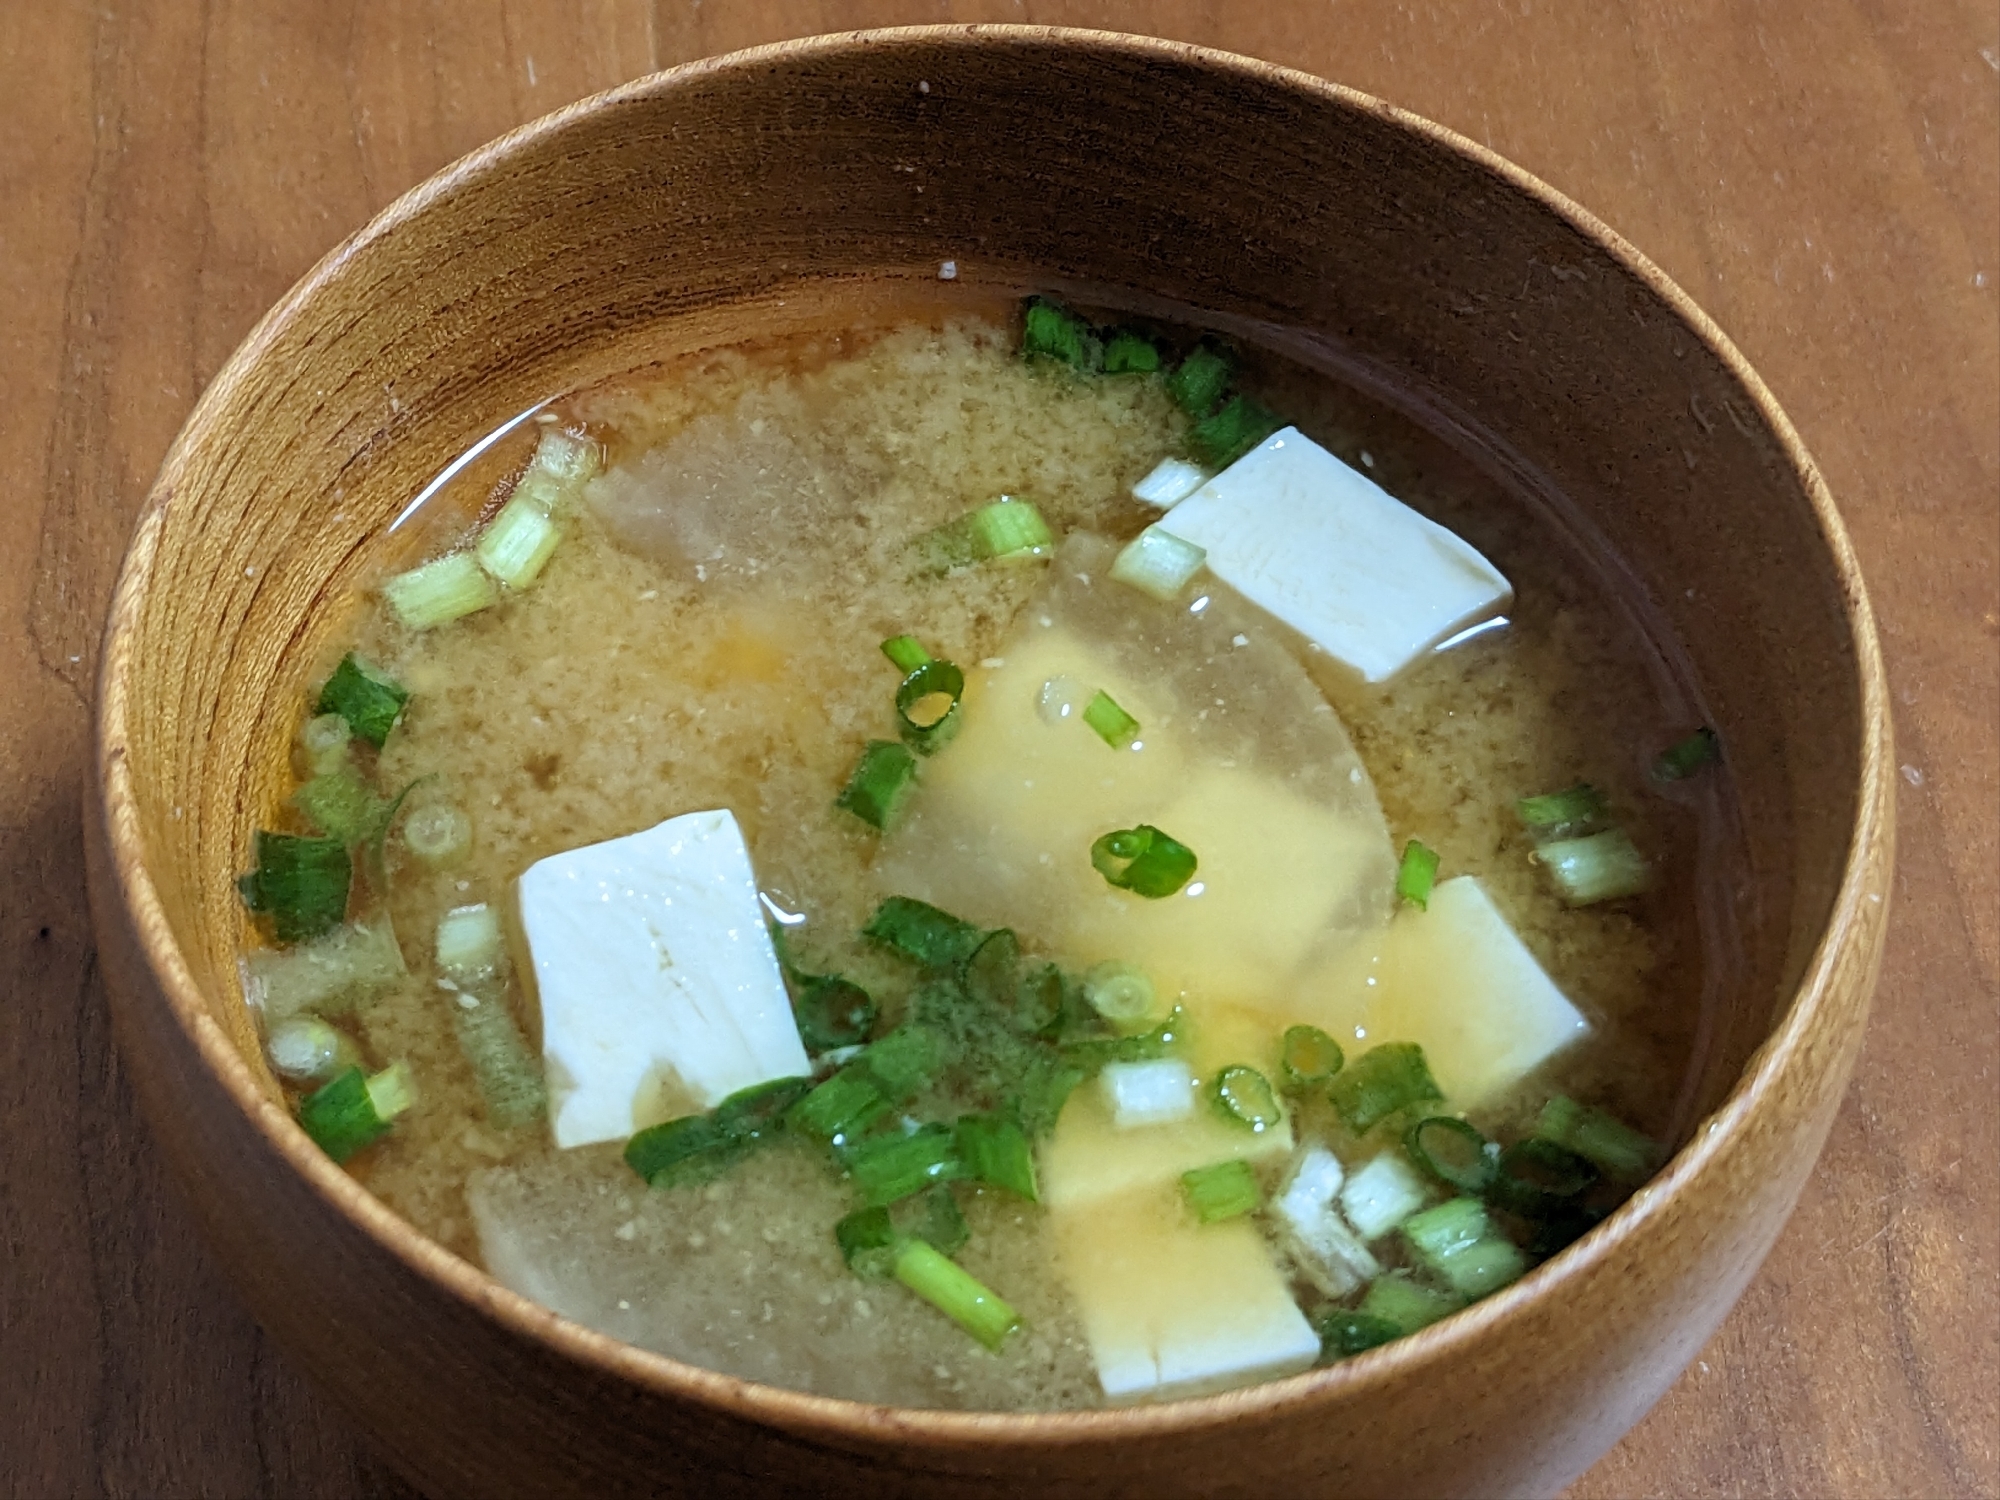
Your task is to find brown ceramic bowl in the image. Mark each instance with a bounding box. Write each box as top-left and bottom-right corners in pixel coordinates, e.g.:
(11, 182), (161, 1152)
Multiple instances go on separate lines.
(86, 25), (1893, 1500)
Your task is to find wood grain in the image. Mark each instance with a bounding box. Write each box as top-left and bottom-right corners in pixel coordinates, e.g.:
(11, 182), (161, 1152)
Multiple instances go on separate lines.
(3, 3), (1992, 1497)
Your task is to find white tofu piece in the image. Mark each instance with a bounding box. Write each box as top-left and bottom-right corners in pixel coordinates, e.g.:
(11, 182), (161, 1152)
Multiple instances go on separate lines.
(517, 809), (810, 1148)
(1161, 427), (1512, 682)
(1298, 876), (1592, 1109)
(1131, 456), (1209, 509)
(1339, 1151), (1431, 1241)
(1054, 1187), (1321, 1403)
(1274, 1145), (1381, 1297)
(1099, 1058), (1198, 1129)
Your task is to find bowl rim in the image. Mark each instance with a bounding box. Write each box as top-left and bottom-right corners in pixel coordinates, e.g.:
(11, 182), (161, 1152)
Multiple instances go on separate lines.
(95, 21), (1894, 1449)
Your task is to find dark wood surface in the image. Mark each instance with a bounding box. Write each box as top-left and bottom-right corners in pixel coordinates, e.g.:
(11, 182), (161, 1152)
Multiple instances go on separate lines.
(3, 3), (1992, 1496)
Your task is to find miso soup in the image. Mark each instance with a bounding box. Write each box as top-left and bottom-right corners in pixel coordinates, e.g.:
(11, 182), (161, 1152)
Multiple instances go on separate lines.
(234, 298), (1733, 1411)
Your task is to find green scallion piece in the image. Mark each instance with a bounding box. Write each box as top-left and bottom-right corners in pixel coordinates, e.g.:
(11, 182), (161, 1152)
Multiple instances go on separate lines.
(913, 1184), (970, 1258)
(1396, 839), (1440, 909)
(381, 550), (498, 630)
(713, 1075), (815, 1143)
(1211, 1065), (1283, 1133)
(1652, 726), (1720, 782)
(1405, 1116), (1499, 1195)
(863, 896), (987, 971)
(1187, 394), (1282, 469)
(893, 1239), (1021, 1351)
(835, 1204), (900, 1277)
(291, 768), (389, 847)
(969, 497), (1054, 561)
(1059, 1006), (1185, 1073)
(1102, 328), (1163, 374)
(1166, 340), (1236, 416)
(1280, 1025), (1345, 1090)
(1010, 1055), (1087, 1137)
(793, 976), (876, 1053)
(1534, 1096), (1661, 1183)
(237, 831), (351, 943)
(1082, 961), (1158, 1032)
(857, 1024), (945, 1102)
(1019, 296), (1101, 370)
(1013, 961), (1068, 1038)
(1486, 1136), (1601, 1219)
(1108, 525), (1207, 601)
(314, 654), (408, 749)
(1090, 824), (1198, 898)
(839, 1123), (965, 1208)
(836, 740), (919, 830)
(451, 986), (546, 1130)
(880, 634), (933, 673)
(838, 1186), (970, 1276)
(475, 490), (564, 589)
(297, 1062), (413, 1164)
(787, 1067), (890, 1143)
(954, 1112), (1039, 1201)
(626, 1113), (744, 1189)
(1402, 1197), (1528, 1299)
(959, 927), (1021, 1012)
(1328, 1042), (1444, 1135)
(1082, 690), (1138, 749)
(895, 658), (965, 756)
(1538, 829), (1651, 906)
(1315, 1308), (1403, 1360)
(1515, 782), (1608, 843)
(1181, 1159), (1261, 1223)
(1358, 1271), (1464, 1334)
(243, 918), (406, 1020)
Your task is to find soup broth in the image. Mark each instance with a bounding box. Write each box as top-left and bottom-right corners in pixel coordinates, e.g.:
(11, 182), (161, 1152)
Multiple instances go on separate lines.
(236, 305), (1724, 1412)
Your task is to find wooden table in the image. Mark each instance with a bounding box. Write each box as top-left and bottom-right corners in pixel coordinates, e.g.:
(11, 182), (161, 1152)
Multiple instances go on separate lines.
(4, 3), (1992, 1495)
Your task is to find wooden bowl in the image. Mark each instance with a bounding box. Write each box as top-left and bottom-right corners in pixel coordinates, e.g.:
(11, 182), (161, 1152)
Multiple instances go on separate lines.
(86, 25), (1893, 1499)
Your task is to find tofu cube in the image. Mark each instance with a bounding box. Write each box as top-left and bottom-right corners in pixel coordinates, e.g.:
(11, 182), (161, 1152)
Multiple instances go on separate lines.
(1160, 428), (1513, 682)
(517, 809), (810, 1148)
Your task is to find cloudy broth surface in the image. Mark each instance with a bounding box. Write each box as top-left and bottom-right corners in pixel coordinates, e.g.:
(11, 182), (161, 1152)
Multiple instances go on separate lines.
(245, 305), (1726, 1412)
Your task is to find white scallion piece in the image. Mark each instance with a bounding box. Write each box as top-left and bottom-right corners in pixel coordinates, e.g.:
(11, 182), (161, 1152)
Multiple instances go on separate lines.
(382, 551), (498, 629)
(264, 1015), (361, 1086)
(401, 802), (472, 865)
(1131, 457), (1209, 510)
(436, 903), (505, 985)
(1098, 1058), (1197, 1130)
(1339, 1150), (1431, 1241)
(475, 492), (563, 589)
(1273, 1144), (1381, 1296)
(1108, 525), (1207, 602)
(243, 919), (407, 1022)
(364, 1059), (417, 1121)
(298, 713), (352, 777)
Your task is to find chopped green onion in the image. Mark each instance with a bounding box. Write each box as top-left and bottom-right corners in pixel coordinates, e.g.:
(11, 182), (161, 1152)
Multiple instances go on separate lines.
(1010, 1055), (1087, 1138)
(857, 1025), (944, 1101)
(1181, 1159), (1261, 1223)
(895, 658), (965, 756)
(1402, 1197), (1528, 1299)
(264, 1016), (361, 1086)
(1211, 1065), (1283, 1132)
(835, 1204), (900, 1277)
(435, 903), (504, 985)
(1406, 1116), (1498, 1195)
(624, 1113), (739, 1188)
(1357, 1271), (1463, 1334)
(836, 1188), (969, 1279)
(836, 740), (919, 830)
(1013, 961), (1068, 1038)
(970, 497), (1054, 560)
(1082, 961), (1159, 1031)
(1538, 829), (1651, 906)
(912, 1184), (970, 1257)
(955, 1113), (1039, 1201)
(1059, 1006), (1185, 1073)
(1395, 839), (1440, 909)
(893, 1239), (1021, 1351)
(528, 428), (600, 491)
(1515, 782), (1608, 843)
(788, 1067), (890, 1143)
(1090, 824), (1198, 898)
(959, 927), (1021, 1012)
(840, 1123), (965, 1207)
(1486, 1137), (1600, 1219)
(242, 917), (405, 1019)
(314, 654), (408, 749)
(864, 896), (986, 970)
(713, 1076), (814, 1142)
(1019, 296), (1100, 370)
(381, 551), (498, 630)
(1329, 1042), (1444, 1135)
(1082, 689), (1138, 748)
(401, 801), (472, 865)
(475, 491), (563, 589)
(794, 976), (876, 1053)
(1101, 328), (1162, 374)
(1108, 525), (1206, 602)
(1652, 726), (1720, 782)
(238, 831), (351, 943)
(452, 985), (546, 1129)
(1534, 1096), (1660, 1183)
(297, 1062), (413, 1164)
(880, 634), (933, 673)
(1166, 340), (1235, 416)
(1315, 1308), (1403, 1360)
(1280, 1025), (1345, 1090)
(291, 768), (389, 847)
(1187, 394), (1282, 468)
